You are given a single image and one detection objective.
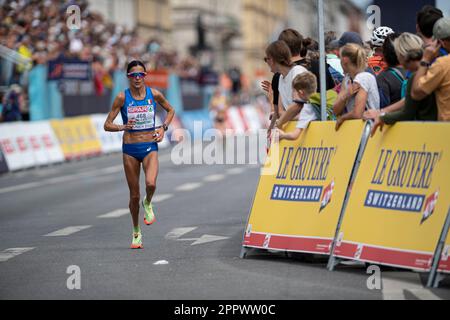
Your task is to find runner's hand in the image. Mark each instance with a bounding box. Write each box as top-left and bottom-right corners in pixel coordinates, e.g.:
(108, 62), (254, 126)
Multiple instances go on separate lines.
(124, 119), (135, 131)
(153, 127), (165, 143)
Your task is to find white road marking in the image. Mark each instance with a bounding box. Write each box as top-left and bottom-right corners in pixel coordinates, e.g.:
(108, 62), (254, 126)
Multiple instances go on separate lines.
(165, 227), (198, 240)
(98, 209), (129, 219)
(203, 174), (226, 182)
(0, 152), (173, 196)
(175, 182), (203, 192)
(152, 194), (173, 203)
(0, 166), (121, 195)
(0, 181), (41, 194)
(382, 272), (442, 300)
(0, 247), (35, 262)
(227, 167), (245, 175)
(153, 260), (169, 265)
(190, 235), (229, 246)
(44, 225), (92, 237)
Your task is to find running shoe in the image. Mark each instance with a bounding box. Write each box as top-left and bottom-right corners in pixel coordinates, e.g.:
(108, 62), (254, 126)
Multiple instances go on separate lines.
(131, 232), (143, 249)
(142, 197), (156, 225)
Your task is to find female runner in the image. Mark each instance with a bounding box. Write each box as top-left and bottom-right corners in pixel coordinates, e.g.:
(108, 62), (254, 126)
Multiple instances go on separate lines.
(104, 60), (175, 249)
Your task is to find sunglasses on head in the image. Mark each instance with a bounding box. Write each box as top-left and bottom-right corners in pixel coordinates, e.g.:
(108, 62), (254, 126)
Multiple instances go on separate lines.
(127, 72), (147, 79)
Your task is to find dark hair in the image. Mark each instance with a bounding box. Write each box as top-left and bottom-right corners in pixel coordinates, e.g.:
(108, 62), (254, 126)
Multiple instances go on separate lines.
(416, 5), (443, 38)
(278, 29), (304, 57)
(325, 31), (337, 51)
(300, 37), (313, 57)
(382, 33), (400, 67)
(265, 40), (292, 67)
(127, 60), (146, 73)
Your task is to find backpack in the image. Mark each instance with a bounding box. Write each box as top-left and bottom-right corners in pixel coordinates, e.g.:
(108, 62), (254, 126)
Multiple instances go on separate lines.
(308, 90), (338, 121)
(379, 68), (406, 108)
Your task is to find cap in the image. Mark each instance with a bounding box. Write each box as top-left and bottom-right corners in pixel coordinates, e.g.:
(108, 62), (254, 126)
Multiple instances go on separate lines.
(338, 32), (363, 47)
(327, 39), (340, 50)
(433, 17), (450, 40)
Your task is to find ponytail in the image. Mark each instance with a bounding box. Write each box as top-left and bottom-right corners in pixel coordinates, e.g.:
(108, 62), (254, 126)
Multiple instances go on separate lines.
(340, 43), (367, 72)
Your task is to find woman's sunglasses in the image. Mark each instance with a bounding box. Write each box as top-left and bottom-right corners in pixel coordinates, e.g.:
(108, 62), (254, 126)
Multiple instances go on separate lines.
(127, 72), (147, 79)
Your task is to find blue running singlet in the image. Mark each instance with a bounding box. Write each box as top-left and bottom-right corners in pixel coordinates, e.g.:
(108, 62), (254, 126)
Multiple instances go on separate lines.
(121, 87), (157, 132)
(121, 87), (159, 162)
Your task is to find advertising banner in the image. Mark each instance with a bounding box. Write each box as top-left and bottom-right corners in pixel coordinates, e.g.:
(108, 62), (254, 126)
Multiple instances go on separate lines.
(333, 122), (450, 271)
(243, 120), (366, 255)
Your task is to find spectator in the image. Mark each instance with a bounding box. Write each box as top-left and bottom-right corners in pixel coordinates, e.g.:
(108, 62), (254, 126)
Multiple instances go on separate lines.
(275, 71), (319, 141)
(209, 87), (229, 136)
(371, 33), (437, 136)
(337, 31), (364, 48)
(267, 29), (336, 129)
(333, 43), (380, 130)
(263, 29), (306, 124)
(368, 26), (395, 75)
(264, 40), (307, 113)
(416, 5), (445, 53)
(376, 33), (407, 109)
(1, 85), (23, 122)
(325, 32), (344, 82)
(411, 17), (450, 121)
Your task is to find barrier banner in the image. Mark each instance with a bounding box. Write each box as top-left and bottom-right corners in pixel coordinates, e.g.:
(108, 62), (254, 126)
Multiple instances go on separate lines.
(333, 122), (450, 271)
(0, 121), (64, 171)
(90, 114), (123, 154)
(51, 116), (102, 160)
(243, 120), (366, 255)
(48, 58), (91, 81)
(0, 146), (9, 174)
(145, 69), (169, 89)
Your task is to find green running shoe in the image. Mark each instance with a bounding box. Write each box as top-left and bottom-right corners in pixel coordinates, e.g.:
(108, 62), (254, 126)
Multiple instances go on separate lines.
(142, 197), (156, 225)
(131, 232), (143, 249)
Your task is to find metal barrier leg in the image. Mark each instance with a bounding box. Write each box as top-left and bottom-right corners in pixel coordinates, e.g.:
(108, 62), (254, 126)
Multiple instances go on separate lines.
(327, 122), (372, 272)
(427, 207), (450, 288)
(240, 247), (249, 259)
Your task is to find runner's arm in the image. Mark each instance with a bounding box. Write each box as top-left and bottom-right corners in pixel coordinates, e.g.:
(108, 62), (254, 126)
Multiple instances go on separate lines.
(104, 92), (126, 132)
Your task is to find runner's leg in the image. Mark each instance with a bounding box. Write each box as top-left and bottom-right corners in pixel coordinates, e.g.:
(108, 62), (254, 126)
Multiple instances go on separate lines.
(142, 151), (159, 203)
(123, 154), (141, 229)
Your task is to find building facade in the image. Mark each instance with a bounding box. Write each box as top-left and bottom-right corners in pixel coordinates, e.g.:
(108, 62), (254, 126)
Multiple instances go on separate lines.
(87, 0), (172, 41)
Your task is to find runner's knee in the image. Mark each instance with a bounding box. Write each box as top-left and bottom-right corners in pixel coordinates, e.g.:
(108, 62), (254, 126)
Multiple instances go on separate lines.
(129, 193), (140, 203)
(145, 180), (156, 190)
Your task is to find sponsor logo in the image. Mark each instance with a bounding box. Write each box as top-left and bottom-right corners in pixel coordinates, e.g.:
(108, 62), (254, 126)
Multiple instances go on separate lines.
(271, 185), (322, 202)
(319, 180), (334, 212)
(421, 191), (439, 224)
(272, 144), (337, 204)
(365, 146), (442, 223)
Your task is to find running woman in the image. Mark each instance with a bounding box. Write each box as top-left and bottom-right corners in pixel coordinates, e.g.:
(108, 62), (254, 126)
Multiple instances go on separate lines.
(104, 60), (175, 249)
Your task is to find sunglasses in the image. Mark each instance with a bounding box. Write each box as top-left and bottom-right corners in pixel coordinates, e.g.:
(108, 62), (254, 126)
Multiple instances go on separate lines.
(127, 72), (147, 79)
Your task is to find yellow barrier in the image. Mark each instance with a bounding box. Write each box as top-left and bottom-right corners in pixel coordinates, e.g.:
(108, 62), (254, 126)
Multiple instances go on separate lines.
(51, 116), (102, 160)
(243, 120), (366, 255)
(333, 122), (450, 271)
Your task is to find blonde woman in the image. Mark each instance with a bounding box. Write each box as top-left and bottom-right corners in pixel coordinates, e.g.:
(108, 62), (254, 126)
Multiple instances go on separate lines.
(333, 43), (380, 130)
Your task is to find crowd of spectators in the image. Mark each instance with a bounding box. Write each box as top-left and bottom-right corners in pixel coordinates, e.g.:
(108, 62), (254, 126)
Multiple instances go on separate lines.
(260, 5), (450, 142)
(0, 0), (203, 122)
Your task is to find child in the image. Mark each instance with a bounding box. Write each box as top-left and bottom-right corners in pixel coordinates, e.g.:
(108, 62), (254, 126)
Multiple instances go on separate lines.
(274, 71), (318, 141)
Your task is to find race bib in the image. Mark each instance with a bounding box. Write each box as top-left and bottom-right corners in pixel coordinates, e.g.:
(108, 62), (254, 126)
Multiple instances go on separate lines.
(127, 104), (155, 130)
